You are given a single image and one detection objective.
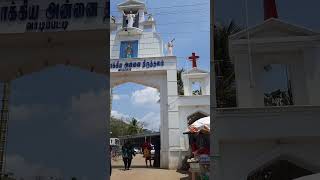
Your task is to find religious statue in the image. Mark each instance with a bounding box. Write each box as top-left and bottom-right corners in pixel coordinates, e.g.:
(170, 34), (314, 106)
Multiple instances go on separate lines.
(123, 11), (139, 28)
(148, 14), (154, 21)
(166, 38), (175, 56)
(126, 42), (132, 58)
(111, 16), (116, 24)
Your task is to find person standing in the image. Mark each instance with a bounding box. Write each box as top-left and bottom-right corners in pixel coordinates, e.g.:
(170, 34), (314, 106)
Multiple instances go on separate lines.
(122, 141), (135, 170)
(142, 141), (152, 167)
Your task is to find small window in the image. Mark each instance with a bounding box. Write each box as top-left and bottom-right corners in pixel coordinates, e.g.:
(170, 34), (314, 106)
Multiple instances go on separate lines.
(192, 81), (202, 95)
(262, 64), (293, 106)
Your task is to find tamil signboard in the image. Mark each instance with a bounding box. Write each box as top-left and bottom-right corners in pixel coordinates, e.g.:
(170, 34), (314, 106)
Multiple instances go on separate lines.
(110, 56), (177, 72)
(0, 0), (109, 33)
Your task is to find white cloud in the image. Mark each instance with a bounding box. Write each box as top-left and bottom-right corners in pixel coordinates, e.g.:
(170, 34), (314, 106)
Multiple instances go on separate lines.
(10, 104), (60, 122)
(112, 94), (129, 101)
(131, 87), (160, 105)
(6, 154), (63, 179)
(139, 112), (161, 132)
(111, 110), (130, 122)
(112, 94), (120, 100)
(66, 90), (108, 138)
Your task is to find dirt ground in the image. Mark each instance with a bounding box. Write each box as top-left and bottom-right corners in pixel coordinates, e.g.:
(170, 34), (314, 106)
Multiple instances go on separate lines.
(111, 154), (189, 180)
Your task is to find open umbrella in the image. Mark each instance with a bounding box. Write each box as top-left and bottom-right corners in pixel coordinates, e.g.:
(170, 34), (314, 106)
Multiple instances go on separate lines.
(183, 116), (210, 134)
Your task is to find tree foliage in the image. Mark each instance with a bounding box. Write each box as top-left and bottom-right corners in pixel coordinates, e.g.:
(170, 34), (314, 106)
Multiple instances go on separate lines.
(127, 117), (144, 135)
(177, 68), (185, 95)
(110, 117), (144, 138)
(214, 20), (241, 108)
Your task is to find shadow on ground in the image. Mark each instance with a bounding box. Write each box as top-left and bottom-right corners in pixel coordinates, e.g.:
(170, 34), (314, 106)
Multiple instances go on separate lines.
(177, 169), (190, 180)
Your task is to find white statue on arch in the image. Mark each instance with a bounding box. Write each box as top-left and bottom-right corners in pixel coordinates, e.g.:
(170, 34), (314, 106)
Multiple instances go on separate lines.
(123, 10), (139, 28)
(147, 13), (154, 21)
(166, 38), (175, 56)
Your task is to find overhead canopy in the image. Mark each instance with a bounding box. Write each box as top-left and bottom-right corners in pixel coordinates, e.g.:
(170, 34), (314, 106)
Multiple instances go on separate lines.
(184, 116), (210, 134)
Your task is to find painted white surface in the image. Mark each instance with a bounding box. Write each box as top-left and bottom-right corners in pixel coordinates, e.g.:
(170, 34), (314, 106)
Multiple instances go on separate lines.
(0, 0), (107, 34)
(294, 173), (320, 180)
(0, 0), (210, 170)
(109, 0), (210, 169)
(213, 18), (320, 179)
(0, 0), (108, 81)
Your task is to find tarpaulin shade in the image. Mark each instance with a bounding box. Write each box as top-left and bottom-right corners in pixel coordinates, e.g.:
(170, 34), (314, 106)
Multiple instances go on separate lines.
(184, 116), (210, 134)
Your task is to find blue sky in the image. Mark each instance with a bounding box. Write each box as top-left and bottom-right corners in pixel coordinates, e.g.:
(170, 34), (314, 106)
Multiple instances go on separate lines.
(110, 0), (210, 131)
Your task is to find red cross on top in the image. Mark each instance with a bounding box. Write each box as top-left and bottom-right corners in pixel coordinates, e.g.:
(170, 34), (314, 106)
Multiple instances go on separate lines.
(188, 52), (199, 68)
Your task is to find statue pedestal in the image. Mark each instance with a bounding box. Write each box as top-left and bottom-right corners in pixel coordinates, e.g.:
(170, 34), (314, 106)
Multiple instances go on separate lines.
(118, 27), (143, 35)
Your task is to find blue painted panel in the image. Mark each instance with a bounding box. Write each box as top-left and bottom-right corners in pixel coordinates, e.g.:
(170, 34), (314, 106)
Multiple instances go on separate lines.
(120, 40), (138, 59)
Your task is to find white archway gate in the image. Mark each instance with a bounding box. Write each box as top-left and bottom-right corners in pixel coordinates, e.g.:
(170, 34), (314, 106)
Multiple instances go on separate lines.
(0, 29), (108, 176)
(0, 0), (109, 176)
(110, 56), (181, 169)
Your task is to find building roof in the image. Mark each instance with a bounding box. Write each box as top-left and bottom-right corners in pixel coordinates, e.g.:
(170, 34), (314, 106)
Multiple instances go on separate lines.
(118, 132), (160, 139)
(230, 18), (318, 41)
(183, 68), (209, 74)
(117, 0), (146, 10)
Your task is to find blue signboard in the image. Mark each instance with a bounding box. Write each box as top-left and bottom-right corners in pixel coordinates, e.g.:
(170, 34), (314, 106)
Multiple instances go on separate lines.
(120, 40), (138, 59)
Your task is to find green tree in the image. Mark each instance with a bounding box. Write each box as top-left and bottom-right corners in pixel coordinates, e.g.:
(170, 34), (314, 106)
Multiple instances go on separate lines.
(127, 117), (143, 135)
(214, 20), (241, 108)
(177, 68), (185, 95)
(110, 117), (129, 138)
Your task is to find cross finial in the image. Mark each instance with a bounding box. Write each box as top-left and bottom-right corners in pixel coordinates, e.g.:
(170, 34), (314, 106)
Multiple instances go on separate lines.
(264, 0), (278, 20)
(188, 52), (199, 68)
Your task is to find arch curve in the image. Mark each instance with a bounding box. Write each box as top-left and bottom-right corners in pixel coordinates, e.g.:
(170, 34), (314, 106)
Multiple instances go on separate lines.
(247, 154), (317, 180)
(111, 71), (166, 91)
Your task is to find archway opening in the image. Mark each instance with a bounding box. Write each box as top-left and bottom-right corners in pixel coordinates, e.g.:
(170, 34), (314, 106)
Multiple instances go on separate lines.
(3, 65), (107, 179)
(247, 159), (314, 180)
(262, 64), (294, 106)
(110, 82), (161, 170)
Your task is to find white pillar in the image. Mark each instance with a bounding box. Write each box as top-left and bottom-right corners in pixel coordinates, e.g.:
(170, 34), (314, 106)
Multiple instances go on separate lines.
(139, 9), (145, 23)
(166, 68), (183, 169)
(234, 53), (255, 108)
(160, 76), (169, 168)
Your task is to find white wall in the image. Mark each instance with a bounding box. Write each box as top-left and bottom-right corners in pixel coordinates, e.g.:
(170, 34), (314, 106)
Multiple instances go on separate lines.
(303, 46), (320, 106)
(0, 0), (107, 34)
(219, 141), (320, 180)
(214, 106), (320, 180)
(234, 50), (310, 107)
(110, 32), (163, 59)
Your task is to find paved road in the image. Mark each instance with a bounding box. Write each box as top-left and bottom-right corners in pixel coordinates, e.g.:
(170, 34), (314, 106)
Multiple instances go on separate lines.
(111, 154), (189, 180)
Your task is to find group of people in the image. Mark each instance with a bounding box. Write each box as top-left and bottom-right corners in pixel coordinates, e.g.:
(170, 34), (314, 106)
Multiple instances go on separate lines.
(119, 140), (154, 171)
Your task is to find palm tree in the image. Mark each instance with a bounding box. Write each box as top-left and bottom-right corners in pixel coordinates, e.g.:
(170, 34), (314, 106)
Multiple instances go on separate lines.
(127, 117), (143, 135)
(214, 20), (241, 108)
(177, 68), (184, 95)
